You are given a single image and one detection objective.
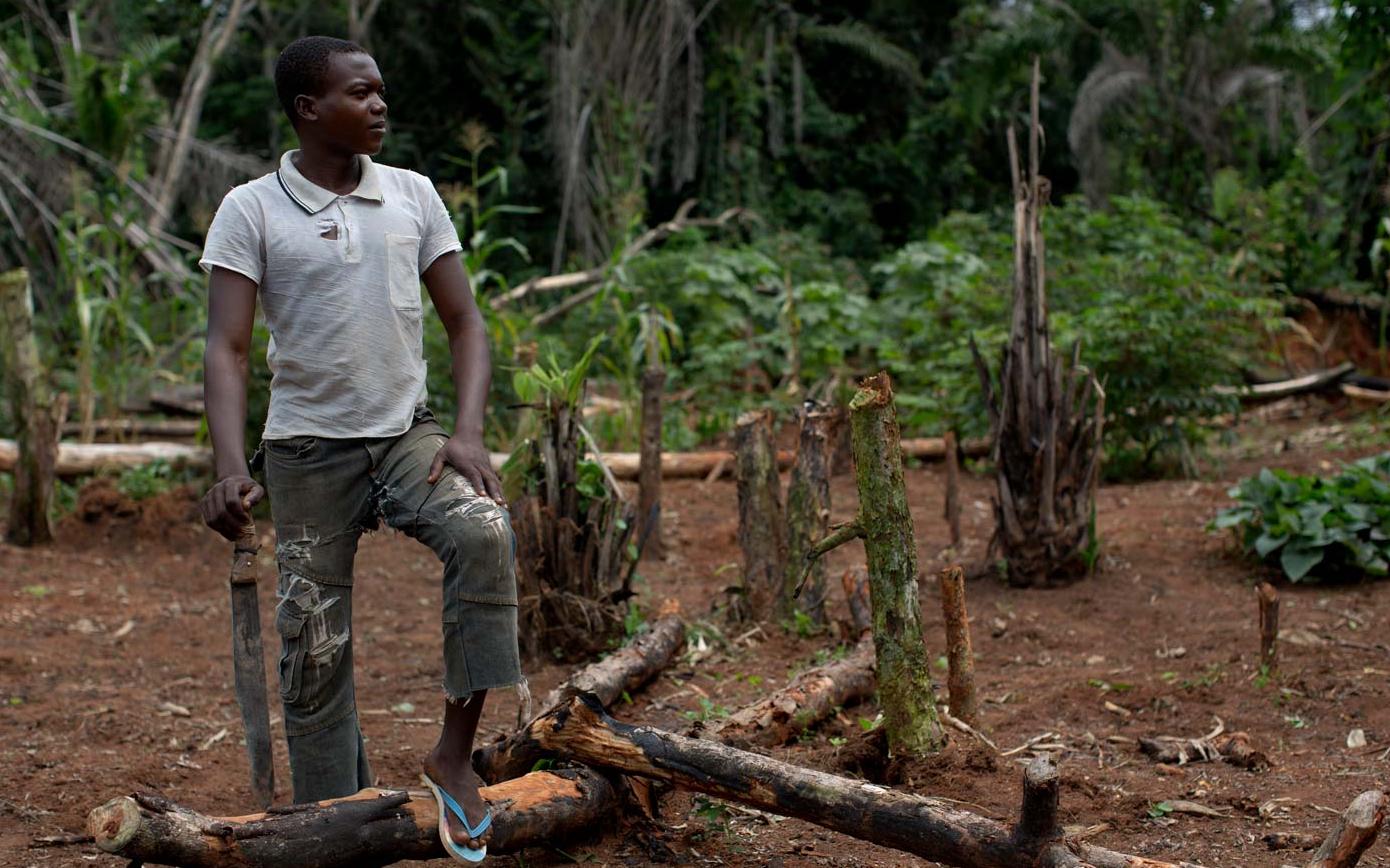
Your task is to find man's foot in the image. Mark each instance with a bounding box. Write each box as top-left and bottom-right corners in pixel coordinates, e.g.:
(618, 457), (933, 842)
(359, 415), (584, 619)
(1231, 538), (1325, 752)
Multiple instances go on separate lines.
(423, 750), (492, 851)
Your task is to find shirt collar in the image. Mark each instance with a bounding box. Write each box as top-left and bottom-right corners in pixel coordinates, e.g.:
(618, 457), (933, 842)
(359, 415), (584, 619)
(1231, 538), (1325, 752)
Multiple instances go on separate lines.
(276, 150), (384, 214)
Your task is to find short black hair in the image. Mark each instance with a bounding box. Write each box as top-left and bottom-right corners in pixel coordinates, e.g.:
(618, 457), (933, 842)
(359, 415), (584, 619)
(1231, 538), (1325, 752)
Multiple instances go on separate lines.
(274, 36), (367, 125)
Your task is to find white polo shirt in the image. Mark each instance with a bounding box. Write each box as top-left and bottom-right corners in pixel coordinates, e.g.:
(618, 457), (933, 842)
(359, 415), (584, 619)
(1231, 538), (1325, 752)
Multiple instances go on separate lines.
(200, 151), (462, 439)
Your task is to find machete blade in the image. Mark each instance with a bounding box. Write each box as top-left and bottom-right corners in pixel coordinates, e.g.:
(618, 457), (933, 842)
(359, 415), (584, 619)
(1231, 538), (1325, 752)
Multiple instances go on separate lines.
(230, 526), (275, 809)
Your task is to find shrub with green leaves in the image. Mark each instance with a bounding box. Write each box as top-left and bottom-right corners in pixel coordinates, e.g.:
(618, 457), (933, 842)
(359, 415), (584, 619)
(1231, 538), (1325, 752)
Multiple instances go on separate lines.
(1211, 455), (1390, 583)
(872, 196), (1279, 477)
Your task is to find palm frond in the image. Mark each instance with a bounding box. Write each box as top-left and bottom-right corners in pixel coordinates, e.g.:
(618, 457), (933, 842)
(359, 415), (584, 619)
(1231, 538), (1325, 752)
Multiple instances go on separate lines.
(1068, 47), (1150, 204)
(797, 21), (924, 89)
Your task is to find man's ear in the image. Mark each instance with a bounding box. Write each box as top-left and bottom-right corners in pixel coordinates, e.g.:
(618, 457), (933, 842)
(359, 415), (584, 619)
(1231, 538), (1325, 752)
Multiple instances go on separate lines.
(294, 94), (318, 124)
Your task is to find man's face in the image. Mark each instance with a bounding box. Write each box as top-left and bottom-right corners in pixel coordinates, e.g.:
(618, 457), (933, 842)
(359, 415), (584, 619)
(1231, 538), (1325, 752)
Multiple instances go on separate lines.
(298, 52), (388, 154)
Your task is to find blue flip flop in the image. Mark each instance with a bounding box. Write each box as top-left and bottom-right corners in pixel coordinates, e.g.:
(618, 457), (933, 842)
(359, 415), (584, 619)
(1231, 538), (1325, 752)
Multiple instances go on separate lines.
(421, 772), (493, 863)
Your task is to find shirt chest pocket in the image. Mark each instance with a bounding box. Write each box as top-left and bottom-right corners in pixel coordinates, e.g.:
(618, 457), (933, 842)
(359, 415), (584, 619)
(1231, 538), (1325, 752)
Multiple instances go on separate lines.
(385, 233), (421, 311)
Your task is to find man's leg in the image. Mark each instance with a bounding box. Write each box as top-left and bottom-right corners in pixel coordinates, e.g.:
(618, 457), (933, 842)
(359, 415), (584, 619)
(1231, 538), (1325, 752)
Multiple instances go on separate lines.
(262, 435), (374, 803)
(370, 416), (522, 849)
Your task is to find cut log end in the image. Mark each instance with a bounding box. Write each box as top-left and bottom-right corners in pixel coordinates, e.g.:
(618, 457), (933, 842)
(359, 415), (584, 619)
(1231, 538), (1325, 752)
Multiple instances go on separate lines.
(1308, 789), (1388, 868)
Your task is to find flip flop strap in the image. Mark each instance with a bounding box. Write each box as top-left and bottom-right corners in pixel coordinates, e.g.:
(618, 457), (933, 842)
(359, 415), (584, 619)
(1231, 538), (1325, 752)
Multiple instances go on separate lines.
(436, 783), (493, 839)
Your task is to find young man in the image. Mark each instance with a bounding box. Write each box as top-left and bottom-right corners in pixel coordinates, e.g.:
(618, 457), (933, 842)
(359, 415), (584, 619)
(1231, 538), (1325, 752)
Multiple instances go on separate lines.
(198, 36), (516, 861)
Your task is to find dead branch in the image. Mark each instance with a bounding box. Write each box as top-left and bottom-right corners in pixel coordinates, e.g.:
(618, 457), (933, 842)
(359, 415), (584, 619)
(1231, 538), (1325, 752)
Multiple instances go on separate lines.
(1258, 582), (1279, 672)
(1139, 729), (1269, 771)
(491, 201), (746, 311)
(473, 616), (686, 784)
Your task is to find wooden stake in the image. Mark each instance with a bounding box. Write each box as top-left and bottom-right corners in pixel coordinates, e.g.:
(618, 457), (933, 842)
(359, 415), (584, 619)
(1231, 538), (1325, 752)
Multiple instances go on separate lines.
(784, 404), (832, 621)
(0, 269), (58, 546)
(1258, 581), (1279, 673)
(87, 769), (617, 867)
(637, 365), (667, 560)
(944, 430), (962, 548)
(734, 409), (786, 616)
(938, 565), (979, 728)
(1308, 790), (1388, 868)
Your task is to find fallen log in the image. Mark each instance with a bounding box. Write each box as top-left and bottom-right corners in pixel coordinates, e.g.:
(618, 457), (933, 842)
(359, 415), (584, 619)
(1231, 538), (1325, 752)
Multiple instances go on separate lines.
(526, 694), (1207, 868)
(1307, 790), (1388, 868)
(1214, 362), (1355, 400)
(710, 638), (874, 747)
(87, 768), (617, 867)
(0, 438), (989, 480)
(0, 439), (213, 477)
(474, 616), (686, 784)
(60, 417), (203, 439)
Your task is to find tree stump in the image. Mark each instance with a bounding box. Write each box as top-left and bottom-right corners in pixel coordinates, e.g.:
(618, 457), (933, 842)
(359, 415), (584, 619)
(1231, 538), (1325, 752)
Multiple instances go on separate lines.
(969, 61), (1104, 587)
(0, 269), (59, 546)
(637, 365), (666, 560)
(87, 769), (617, 867)
(784, 403), (832, 622)
(805, 373), (945, 756)
(734, 408), (786, 617)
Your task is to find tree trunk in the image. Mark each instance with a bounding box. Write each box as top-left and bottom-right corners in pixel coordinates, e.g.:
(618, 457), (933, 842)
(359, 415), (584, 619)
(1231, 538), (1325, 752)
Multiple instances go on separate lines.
(149, 0), (250, 237)
(523, 695), (1207, 868)
(474, 616), (686, 784)
(638, 366), (666, 559)
(1307, 790), (1388, 868)
(938, 565), (979, 728)
(848, 372), (945, 755)
(734, 409), (786, 617)
(87, 769), (617, 867)
(711, 638), (873, 747)
(0, 269), (57, 546)
(970, 61), (1104, 588)
(784, 404), (832, 621)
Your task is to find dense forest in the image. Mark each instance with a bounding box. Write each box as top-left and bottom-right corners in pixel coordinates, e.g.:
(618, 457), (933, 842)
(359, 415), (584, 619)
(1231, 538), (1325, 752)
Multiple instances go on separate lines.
(2, 0), (1388, 477)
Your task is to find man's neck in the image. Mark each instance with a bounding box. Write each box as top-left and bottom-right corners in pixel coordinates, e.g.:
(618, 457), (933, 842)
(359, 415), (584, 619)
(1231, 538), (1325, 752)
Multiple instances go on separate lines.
(291, 140), (362, 196)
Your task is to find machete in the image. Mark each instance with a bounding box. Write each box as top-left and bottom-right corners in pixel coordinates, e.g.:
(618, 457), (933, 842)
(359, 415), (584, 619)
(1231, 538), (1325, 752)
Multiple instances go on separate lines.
(229, 513), (275, 808)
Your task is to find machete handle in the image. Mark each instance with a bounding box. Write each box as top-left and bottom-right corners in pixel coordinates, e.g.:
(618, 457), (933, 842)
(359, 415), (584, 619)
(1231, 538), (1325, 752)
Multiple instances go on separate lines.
(230, 502), (260, 586)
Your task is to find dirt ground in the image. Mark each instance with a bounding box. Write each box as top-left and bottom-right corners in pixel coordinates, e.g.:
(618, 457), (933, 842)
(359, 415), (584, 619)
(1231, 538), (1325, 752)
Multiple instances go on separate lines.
(2, 407), (1389, 868)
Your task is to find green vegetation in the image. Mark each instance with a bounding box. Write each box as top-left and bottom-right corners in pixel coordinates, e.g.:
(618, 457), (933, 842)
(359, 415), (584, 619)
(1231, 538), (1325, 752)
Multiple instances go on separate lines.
(1212, 455), (1390, 583)
(0, 1), (1386, 484)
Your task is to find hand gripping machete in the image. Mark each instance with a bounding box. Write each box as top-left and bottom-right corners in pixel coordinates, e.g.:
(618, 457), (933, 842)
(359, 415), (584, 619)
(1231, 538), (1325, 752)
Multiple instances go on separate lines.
(229, 514), (275, 808)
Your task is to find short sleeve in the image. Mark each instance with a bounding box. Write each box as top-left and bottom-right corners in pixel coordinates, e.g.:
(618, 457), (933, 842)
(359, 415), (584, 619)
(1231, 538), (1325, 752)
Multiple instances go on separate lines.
(418, 179), (463, 273)
(199, 188), (265, 284)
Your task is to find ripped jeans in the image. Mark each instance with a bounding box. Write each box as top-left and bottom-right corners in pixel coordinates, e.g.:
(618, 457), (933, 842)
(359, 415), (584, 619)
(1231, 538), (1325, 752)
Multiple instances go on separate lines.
(260, 408), (521, 803)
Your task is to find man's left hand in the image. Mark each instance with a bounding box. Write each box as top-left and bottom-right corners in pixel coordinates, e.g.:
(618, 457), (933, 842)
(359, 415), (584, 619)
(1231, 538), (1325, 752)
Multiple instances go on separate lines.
(428, 436), (505, 505)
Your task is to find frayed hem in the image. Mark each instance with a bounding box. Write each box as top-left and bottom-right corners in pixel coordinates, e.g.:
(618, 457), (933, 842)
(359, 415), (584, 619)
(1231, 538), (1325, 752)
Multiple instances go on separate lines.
(443, 675), (530, 713)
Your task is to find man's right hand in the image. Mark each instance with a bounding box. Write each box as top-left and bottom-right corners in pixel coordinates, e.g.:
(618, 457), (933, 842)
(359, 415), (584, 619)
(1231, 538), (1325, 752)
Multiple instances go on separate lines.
(201, 475), (265, 541)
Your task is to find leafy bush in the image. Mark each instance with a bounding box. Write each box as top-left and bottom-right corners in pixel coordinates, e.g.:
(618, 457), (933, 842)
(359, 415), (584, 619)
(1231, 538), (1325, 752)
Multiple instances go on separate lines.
(1211, 455), (1390, 583)
(872, 196), (1280, 476)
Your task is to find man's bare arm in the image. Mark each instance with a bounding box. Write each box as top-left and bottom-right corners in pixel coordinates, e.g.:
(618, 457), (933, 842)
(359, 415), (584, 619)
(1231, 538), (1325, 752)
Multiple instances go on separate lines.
(421, 252), (504, 503)
(201, 266), (265, 539)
